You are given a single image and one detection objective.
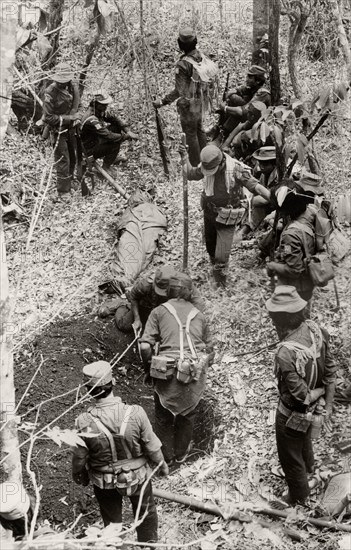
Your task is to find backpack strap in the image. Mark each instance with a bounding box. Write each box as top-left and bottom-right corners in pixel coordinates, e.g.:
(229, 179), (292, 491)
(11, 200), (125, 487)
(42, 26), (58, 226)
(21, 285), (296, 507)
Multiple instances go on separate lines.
(162, 303), (199, 360)
(88, 415), (119, 472)
(80, 114), (98, 131)
(287, 220), (315, 261)
(89, 405), (134, 464)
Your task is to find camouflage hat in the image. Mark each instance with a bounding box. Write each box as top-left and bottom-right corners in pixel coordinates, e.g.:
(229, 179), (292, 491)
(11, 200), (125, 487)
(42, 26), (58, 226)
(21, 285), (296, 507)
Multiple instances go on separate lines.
(169, 272), (193, 290)
(178, 27), (196, 43)
(51, 62), (74, 83)
(252, 146), (276, 161)
(200, 145), (223, 176)
(266, 285), (307, 313)
(92, 89), (113, 105)
(83, 361), (113, 386)
(154, 265), (178, 296)
(247, 65), (266, 78)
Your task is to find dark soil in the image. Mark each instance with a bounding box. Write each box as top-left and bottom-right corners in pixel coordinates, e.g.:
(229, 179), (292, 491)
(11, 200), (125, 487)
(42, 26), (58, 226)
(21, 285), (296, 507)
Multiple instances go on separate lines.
(15, 313), (218, 527)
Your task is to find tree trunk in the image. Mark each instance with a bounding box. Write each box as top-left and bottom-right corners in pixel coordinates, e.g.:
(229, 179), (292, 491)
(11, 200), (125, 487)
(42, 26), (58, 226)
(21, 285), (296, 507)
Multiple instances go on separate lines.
(252, 0), (269, 64)
(328, 0), (351, 81)
(0, 5), (23, 489)
(41, 0), (65, 69)
(286, 3), (310, 99)
(269, 0), (281, 105)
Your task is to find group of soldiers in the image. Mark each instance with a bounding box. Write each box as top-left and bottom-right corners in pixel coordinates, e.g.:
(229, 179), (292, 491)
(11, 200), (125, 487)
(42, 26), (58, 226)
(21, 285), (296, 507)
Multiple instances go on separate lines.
(3, 26), (347, 549)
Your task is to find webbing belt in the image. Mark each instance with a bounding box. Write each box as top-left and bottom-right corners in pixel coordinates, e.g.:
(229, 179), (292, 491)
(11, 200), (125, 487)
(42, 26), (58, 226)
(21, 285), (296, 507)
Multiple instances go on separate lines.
(162, 303), (199, 361)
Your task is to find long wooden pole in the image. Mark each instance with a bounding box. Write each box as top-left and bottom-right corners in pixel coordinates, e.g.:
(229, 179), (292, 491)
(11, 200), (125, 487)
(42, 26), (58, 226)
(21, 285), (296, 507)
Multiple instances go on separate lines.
(93, 163), (130, 199)
(153, 488), (351, 534)
(180, 133), (189, 271)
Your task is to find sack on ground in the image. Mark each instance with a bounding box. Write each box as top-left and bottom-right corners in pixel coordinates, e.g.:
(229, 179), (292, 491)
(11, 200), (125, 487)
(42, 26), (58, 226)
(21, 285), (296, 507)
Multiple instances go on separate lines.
(114, 299), (134, 332)
(327, 227), (351, 264)
(307, 252), (335, 287)
(150, 355), (175, 380)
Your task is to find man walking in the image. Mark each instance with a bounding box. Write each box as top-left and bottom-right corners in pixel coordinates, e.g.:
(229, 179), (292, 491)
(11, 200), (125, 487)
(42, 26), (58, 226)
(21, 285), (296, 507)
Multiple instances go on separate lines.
(43, 62), (80, 199)
(153, 28), (218, 166)
(266, 286), (336, 505)
(139, 274), (214, 464)
(72, 361), (168, 544)
(181, 143), (271, 286)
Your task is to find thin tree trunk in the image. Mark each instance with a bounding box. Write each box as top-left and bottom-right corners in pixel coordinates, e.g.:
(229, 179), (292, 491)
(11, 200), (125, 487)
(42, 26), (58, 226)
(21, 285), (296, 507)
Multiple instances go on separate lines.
(0, 5), (23, 490)
(139, 0), (149, 104)
(252, 0), (269, 64)
(41, 0), (65, 69)
(286, 3), (310, 99)
(269, 0), (281, 105)
(329, 0), (351, 81)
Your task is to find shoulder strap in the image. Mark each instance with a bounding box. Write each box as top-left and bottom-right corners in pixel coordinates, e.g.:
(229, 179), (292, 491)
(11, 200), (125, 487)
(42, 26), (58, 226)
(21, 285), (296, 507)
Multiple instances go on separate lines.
(162, 303), (199, 360)
(80, 114), (98, 131)
(89, 405), (134, 463)
(89, 415), (119, 469)
(287, 221), (314, 260)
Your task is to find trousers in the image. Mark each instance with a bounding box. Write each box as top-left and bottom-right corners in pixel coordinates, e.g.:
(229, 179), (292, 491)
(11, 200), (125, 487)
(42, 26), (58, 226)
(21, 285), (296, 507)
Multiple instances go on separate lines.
(53, 131), (76, 194)
(154, 392), (196, 462)
(204, 213), (236, 266)
(93, 481), (158, 543)
(178, 103), (206, 167)
(275, 410), (314, 503)
(86, 122), (122, 167)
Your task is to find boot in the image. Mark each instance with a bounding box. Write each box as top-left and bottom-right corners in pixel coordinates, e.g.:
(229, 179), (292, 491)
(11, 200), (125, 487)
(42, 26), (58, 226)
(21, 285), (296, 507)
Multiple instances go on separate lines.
(212, 265), (227, 288)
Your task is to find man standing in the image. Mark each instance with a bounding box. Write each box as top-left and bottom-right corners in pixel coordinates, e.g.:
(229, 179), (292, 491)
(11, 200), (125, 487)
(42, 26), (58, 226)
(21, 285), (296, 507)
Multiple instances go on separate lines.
(43, 62), (80, 198)
(153, 28), (218, 166)
(139, 274), (214, 464)
(266, 286), (336, 505)
(80, 90), (138, 174)
(72, 361), (168, 544)
(129, 265), (206, 333)
(182, 144), (271, 286)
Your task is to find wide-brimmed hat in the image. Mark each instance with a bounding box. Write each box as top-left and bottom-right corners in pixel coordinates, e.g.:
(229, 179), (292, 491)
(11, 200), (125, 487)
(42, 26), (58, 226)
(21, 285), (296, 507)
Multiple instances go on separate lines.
(178, 27), (196, 43)
(51, 62), (74, 83)
(169, 273), (193, 290)
(252, 146), (276, 161)
(247, 65), (266, 78)
(154, 265), (177, 296)
(83, 361), (113, 386)
(200, 145), (223, 176)
(299, 171), (323, 195)
(92, 89), (113, 105)
(266, 285), (307, 313)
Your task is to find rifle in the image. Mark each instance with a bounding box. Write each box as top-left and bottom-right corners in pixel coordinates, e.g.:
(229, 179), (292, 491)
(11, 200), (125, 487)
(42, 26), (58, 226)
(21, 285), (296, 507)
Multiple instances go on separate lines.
(218, 72), (230, 130)
(180, 133), (189, 271)
(75, 127), (94, 197)
(155, 108), (170, 176)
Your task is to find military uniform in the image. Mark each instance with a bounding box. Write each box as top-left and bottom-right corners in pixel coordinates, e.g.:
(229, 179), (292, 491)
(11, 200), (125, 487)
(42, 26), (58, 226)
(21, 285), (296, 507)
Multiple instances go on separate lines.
(140, 295), (213, 463)
(80, 107), (128, 167)
(43, 63), (80, 194)
(186, 146), (269, 285)
(274, 208), (316, 301)
(72, 362), (166, 543)
(223, 83), (271, 135)
(266, 287), (337, 505)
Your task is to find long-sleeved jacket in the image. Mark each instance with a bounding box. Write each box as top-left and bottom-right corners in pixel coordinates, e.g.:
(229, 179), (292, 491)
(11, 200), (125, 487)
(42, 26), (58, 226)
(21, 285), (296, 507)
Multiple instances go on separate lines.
(80, 107), (127, 151)
(275, 322), (337, 412)
(162, 49), (203, 106)
(43, 81), (79, 129)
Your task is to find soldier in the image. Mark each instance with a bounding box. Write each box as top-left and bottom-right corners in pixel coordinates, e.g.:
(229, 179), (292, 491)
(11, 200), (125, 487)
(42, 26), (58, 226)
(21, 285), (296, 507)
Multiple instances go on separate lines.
(212, 65), (270, 143)
(153, 28), (218, 167)
(72, 361), (168, 545)
(181, 143), (271, 287)
(241, 146), (278, 237)
(266, 286), (336, 505)
(43, 62), (80, 199)
(80, 90), (138, 174)
(266, 180), (317, 303)
(128, 265), (205, 334)
(139, 274), (214, 464)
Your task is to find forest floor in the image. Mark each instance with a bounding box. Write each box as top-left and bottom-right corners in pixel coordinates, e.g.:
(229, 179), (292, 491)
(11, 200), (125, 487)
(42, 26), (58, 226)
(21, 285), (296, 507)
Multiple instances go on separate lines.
(2, 1), (351, 548)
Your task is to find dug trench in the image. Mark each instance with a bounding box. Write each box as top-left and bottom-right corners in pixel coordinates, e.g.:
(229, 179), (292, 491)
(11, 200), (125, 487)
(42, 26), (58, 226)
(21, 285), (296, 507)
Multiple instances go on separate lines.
(14, 313), (219, 527)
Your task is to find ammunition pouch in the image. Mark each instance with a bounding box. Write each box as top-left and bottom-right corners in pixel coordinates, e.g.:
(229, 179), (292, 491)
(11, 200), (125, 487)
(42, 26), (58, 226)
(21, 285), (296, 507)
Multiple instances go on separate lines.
(278, 401), (312, 433)
(215, 206), (245, 226)
(150, 355), (176, 380)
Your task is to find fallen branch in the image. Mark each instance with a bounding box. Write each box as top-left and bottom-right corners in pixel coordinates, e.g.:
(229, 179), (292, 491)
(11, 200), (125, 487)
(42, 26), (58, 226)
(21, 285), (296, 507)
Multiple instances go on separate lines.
(93, 163), (130, 199)
(13, 66), (43, 107)
(154, 488), (351, 534)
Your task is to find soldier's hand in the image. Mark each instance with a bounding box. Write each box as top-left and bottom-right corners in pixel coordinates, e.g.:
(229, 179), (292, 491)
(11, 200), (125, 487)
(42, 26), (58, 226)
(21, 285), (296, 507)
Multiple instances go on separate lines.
(127, 131), (138, 140)
(132, 319), (142, 335)
(218, 101), (226, 112)
(153, 98), (163, 109)
(70, 113), (81, 121)
(159, 461), (169, 477)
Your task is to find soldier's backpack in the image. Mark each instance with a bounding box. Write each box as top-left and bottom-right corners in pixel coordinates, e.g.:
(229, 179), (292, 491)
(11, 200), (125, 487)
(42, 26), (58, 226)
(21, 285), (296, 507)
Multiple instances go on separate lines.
(182, 52), (219, 113)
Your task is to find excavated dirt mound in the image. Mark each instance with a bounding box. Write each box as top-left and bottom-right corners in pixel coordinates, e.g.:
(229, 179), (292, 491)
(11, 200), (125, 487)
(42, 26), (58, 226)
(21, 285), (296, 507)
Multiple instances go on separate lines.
(15, 313), (219, 526)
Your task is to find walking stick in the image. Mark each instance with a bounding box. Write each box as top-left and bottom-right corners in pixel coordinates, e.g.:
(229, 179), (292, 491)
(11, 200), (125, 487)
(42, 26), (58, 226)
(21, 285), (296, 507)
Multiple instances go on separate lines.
(180, 133), (189, 271)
